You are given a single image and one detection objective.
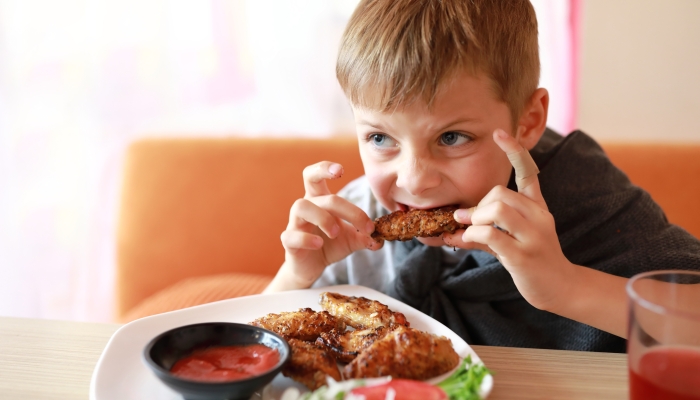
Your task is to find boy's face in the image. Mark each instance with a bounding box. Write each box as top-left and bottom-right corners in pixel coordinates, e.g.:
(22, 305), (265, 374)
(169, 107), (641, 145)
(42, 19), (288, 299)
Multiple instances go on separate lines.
(353, 72), (516, 247)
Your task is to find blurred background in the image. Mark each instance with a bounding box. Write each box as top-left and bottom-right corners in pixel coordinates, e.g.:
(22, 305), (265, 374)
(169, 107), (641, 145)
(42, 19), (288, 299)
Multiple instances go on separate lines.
(0, 0), (698, 323)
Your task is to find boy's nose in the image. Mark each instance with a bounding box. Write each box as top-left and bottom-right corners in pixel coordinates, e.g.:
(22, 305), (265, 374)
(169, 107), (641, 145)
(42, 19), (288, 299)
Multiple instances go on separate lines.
(395, 155), (441, 196)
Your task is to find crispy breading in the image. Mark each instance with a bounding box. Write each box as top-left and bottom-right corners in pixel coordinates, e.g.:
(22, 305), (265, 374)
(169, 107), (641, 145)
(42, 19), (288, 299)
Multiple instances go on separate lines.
(371, 206), (467, 241)
(315, 326), (392, 363)
(250, 293), (460, 388)
(283, 338), (342, 390)
(319, 292), (409, 329)
(343, 326), (460, 380)
(249, 307), (345, 341)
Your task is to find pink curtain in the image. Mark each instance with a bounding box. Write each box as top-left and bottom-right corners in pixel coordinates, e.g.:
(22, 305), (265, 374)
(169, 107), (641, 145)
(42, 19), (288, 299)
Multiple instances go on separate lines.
(531, 0), (581, 134)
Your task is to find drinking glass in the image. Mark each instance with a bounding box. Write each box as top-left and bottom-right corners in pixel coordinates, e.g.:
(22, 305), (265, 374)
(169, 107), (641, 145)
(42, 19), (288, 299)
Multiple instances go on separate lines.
(627, 270), (700, 400)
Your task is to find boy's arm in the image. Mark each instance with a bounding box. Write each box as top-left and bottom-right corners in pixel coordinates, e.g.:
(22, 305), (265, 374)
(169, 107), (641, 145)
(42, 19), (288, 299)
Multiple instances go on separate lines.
(263, 261), (318, 293)
(444, 129), (630, 338)
(550, 264), (628, 338)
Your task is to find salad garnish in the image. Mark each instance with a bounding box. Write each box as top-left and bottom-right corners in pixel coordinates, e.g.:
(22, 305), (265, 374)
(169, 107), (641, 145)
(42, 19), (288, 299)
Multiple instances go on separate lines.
(280, 355), (491, 400)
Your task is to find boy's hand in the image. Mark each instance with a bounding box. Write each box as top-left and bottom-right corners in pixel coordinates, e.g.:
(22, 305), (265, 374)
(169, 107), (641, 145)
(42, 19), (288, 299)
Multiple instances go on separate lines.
(271, 161), (381, 292)
(442, 129), (575, 311)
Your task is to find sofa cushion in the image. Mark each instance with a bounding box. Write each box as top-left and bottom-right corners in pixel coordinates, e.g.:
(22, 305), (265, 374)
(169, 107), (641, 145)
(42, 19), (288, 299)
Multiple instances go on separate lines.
(121, 272), (272, 322)
(116, 137), (363, 320)
(604, 143), (700, 239)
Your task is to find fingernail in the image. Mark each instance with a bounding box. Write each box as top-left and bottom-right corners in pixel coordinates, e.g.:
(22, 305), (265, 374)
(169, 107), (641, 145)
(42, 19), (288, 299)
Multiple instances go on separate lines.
(365, 221), (375, 235)
(329, 164), (343, 177)
(313, 236), (324, 248)
(454, 209), (471, 221)
(367, 238), (381, 249)
(494, 129), (509, 139)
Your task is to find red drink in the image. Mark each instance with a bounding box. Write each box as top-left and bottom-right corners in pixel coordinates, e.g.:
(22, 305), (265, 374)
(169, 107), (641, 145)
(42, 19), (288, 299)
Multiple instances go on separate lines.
(629, 347), (700, 400)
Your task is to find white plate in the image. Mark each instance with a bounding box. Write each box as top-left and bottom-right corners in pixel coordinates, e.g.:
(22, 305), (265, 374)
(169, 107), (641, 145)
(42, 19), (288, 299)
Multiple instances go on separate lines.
(90, 285), (493, 399)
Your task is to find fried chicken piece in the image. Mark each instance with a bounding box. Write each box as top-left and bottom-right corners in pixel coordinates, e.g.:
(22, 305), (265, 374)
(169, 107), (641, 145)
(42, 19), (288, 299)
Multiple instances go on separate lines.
(315, 326), (392, 363)
(343, 326), (460, 381)
(319, 292), (409, 329)
(283, 338), (342, 390)
(371, 206), (467, 241)
(249, 307), (345, 341)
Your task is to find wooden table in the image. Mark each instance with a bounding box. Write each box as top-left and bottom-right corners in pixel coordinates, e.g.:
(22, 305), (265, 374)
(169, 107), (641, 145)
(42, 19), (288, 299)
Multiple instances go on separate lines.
(0, 316), (629, 399)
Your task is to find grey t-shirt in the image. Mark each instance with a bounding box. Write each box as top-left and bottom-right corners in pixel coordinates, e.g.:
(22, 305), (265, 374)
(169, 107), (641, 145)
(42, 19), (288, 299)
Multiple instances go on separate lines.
(312, 176), (468, 292)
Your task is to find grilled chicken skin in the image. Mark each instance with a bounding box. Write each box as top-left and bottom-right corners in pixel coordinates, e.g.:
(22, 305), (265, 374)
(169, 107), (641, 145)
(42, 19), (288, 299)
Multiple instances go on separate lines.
(251, 294), (459, 388)
(371, 206), (467, 241)
(315, 326), (393, 363)
(343, 326), (460, 380)
(283, 338), (342, 390)
(249, 307), (345, 341)
(319, 292), (409, 329)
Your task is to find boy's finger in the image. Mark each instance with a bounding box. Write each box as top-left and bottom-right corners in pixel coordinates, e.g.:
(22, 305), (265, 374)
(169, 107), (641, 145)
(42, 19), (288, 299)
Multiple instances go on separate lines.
(467, 200), (529, 241)
(303, 161), (344, 198)
(459, 185), (544, 224)
(461, 224), (516, 258)
(442, 230), (498, 257)
(311, 194), (376, 235)
(493, 129), (545, 205)
(354, 231), (384, 251)
(289, 198), (342, 239)
(281, 230), (325, 251)
(289, 195), (375, 237)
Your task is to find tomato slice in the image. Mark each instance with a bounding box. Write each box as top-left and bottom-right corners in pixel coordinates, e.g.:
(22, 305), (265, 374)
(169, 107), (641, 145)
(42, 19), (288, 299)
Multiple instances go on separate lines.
(349, 379), (447, 400)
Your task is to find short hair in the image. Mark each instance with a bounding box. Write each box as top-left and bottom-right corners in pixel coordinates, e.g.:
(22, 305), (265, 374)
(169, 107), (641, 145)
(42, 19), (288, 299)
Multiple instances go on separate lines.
(337, 0), (540, 129)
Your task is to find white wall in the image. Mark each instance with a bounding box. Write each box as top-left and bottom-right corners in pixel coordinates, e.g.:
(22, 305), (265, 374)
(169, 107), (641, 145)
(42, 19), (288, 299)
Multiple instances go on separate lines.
(578, 0), (700, 142)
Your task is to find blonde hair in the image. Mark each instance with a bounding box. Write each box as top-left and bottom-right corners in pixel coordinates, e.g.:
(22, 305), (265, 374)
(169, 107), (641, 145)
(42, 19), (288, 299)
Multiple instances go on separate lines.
(337, 0), (540, 129)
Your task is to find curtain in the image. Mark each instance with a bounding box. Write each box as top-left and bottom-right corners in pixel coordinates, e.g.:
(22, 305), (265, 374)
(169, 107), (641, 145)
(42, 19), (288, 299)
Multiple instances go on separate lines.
(0, 0), (579, 322)
(532, 0), (581, 135)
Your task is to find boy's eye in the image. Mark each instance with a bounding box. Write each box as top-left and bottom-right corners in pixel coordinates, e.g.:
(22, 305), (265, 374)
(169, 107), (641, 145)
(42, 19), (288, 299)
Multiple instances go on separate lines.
(440, 131), (470, 146)
(368, 133), (396, 148)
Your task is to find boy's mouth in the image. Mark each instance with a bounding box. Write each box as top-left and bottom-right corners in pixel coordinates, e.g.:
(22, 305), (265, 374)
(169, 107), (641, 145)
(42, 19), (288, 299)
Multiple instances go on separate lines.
(397, 203), (460, 212)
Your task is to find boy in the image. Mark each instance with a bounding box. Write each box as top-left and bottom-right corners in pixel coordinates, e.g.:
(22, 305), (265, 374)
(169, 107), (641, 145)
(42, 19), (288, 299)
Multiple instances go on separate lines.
(264, 0), (700, 352)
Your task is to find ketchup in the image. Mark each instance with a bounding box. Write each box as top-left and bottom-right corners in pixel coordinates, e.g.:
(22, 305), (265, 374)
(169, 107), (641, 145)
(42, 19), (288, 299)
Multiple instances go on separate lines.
(170, 344), (280, 382)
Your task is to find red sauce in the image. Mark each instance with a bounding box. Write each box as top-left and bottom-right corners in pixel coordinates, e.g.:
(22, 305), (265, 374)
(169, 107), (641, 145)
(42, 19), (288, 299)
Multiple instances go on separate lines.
(170, 344), (280, 382)
(629, 347), (700, 400)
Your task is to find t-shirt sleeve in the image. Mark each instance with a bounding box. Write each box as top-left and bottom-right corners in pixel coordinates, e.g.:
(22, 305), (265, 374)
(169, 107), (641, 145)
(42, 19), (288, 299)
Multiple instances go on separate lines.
(312, 260), (349, 288)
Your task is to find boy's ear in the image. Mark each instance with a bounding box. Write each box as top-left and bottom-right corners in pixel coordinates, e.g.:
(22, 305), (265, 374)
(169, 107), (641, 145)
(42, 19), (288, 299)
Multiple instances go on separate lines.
(515, 88), (549, 150)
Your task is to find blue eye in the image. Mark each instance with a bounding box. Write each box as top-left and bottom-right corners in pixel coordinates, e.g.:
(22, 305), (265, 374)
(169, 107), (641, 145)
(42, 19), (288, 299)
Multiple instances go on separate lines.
(440, 131), (470, 146)
(368, 133), (395, 148)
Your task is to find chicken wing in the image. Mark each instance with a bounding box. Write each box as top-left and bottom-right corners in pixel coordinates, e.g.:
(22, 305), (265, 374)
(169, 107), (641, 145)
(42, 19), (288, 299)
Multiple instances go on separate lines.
(283, 338), (342, 390)
(371, 206), (467, 241)
(343, 326), (460, 380)
(315, 326), (392, 363)
(319, 292), (409, 329)
(249, 307), (345, 341)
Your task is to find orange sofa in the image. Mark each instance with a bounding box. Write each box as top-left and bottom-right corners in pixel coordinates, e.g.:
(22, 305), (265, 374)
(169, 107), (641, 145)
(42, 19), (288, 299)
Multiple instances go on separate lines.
(115, 137), (700, 322)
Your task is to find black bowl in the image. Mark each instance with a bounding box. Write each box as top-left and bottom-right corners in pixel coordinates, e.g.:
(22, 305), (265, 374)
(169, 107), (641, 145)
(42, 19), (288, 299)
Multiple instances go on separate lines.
(143, 322), (290, 400)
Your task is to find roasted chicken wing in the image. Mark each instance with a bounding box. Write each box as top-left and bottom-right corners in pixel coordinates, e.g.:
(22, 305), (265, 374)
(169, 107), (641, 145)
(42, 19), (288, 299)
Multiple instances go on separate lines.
(315, 326), (392, 363)
(283, 338), (342, 390)
(249, 307), (345, 341)
(371, 206), (467, 241)
(343, 326), (460, 380)
(250, 293), (460, 389)
(319, 292), (409, 329)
